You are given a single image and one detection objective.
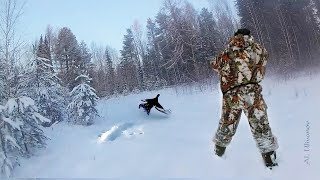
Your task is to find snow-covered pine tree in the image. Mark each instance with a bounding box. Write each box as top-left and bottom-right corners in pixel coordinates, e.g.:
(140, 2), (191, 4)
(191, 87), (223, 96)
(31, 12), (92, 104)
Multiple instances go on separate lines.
(68, 74), (99, 126)
(18, 36), (67, 126)
(0, 96), (49, 177)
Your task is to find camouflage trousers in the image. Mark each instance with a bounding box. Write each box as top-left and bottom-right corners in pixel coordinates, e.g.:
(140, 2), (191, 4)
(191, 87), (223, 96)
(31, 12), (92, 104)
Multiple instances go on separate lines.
(213, 84), (278, 153)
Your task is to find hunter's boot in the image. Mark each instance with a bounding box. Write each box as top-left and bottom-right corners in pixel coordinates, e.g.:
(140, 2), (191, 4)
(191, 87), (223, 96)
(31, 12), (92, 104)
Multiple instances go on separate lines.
(215, 145), (226, 157)
(262, 151), (278, 169)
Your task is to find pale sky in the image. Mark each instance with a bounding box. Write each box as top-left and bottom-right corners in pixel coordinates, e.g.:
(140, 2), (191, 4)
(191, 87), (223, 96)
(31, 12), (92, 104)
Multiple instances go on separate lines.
(20, 0), (233, 52)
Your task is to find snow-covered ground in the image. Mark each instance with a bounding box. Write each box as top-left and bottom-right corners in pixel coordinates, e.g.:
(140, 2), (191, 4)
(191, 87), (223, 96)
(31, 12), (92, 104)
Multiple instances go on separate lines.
(13, 75), (320, 179)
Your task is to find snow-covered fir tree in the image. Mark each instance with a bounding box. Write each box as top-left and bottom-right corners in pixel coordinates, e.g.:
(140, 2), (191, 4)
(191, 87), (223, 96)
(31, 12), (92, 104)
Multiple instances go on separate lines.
(18, 36), (67, 126)
(0, 60), (7, 104)
(0, 96), (49, 177)
(104, 48), (116, 95)
(68, 74), (99, 126)
(54, 27), (82, 90)
(0, 104), (20, 178)
(5, 96), (49, 156)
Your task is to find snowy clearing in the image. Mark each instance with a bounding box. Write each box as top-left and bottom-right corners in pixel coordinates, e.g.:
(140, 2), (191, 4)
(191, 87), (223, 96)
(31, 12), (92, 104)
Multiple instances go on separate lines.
(13, 75), (320, 179)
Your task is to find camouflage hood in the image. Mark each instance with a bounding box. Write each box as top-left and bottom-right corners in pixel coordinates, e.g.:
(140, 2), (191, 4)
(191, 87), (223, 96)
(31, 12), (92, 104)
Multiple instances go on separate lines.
(227, 34), (255, 50)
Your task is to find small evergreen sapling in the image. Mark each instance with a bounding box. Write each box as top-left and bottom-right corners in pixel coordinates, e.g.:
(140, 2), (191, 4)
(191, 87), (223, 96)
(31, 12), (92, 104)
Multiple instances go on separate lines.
(68, 75), (99, 126)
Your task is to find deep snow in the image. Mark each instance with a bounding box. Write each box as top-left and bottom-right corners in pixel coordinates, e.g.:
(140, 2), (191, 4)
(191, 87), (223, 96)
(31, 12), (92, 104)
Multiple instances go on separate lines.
(13, 75), (320, 179)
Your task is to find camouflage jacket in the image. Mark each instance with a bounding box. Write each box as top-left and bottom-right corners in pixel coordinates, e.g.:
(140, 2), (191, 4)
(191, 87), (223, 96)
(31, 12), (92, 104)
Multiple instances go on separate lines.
(211, 34), (269, 94)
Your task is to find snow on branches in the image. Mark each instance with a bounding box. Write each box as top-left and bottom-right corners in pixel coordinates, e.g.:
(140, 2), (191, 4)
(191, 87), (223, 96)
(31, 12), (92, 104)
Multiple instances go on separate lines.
(68, 74), (99, 126)
(0, 96), (49, 177)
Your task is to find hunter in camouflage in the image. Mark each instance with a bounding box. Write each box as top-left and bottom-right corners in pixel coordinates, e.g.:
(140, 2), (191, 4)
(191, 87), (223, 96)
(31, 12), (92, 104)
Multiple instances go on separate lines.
(210, 28), (279, 168)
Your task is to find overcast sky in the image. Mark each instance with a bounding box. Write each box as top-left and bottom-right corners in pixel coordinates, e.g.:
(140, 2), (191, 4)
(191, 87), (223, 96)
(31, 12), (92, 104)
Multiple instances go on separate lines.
(20, 0), (234, 52)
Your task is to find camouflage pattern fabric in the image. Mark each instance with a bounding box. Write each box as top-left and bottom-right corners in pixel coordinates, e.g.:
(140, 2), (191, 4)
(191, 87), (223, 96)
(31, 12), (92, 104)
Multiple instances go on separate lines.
(213, 84), (278, 153)
(211, 34), (269, 94)
(211, 34), (278, 153)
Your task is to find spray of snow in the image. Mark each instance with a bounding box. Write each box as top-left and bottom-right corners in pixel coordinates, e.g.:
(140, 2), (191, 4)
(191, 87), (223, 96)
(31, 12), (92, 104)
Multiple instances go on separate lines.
(97, 126), (119, 144)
